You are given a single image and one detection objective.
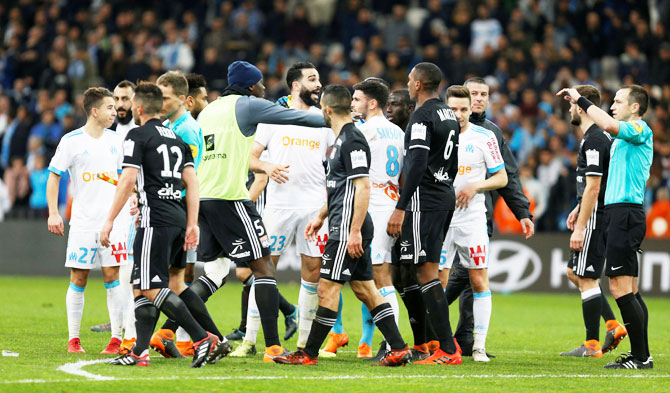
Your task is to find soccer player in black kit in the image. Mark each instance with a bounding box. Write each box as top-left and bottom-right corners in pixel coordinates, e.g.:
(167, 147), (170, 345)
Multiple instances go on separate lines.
(386, 62), (462, 365)
(100, 83), (223, 368)
(274, 85), (410, 366)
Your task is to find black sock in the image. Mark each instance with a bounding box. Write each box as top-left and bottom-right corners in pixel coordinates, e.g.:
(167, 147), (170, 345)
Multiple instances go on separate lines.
(190, 275), (219, 303)
(254, 277), (280, 347)
(635, 292), (650, 358)
(239, 275), (253, 332)
(445, 262), (470, 305)
(582, 291), (602, 342)
(179, 287), (223, 340)
(160, 318), (179, 333)
(401, 284), (426, 345)
(421, 279), (456, 353)
(454, 286), (474, 345)
(615, 293), (645, 361)
(278, 290), (295, 316)
(304, 306), (338, 358)
(370, 303), (405, 349)
(133, 296), (159, 356)
(600, 285), (616, 322)
(153, 288), (207, 342)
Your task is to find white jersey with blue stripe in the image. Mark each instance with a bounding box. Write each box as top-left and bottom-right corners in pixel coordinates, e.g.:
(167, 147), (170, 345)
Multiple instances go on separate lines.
(451, 122), (505, 225)
(48, 128), (127, 232)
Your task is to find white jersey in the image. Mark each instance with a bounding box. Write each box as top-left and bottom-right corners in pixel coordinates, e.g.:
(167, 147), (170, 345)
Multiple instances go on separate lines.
(358, 115), (404, 211)
(114, 119), (137, 141)
(452, 122), (505, 225)
(255, 106), (335, 210)
(48, 128), (127, 232)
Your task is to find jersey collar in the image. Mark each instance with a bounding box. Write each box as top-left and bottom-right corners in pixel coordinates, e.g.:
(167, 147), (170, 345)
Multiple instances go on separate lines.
(165, 111), (191, 129)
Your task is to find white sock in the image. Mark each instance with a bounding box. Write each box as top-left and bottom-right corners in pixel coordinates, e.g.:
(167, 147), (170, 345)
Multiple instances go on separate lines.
(66, 282), (85, 340)
(297, 279), (319, 348)
(119, 261), (136, 340)
(380, 285), (399, 350)
(473, 291), (492, 350)
(105, 280), (124, 340)
(245, 283), (261, 345)
(175, 326), (190, 342)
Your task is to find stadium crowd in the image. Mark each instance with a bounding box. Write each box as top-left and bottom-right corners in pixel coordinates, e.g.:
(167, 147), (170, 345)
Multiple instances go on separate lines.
(0, 0), (669, 234)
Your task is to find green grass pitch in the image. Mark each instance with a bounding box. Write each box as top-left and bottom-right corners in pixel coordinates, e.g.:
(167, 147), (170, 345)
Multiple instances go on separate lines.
(0, 275), (668, 392)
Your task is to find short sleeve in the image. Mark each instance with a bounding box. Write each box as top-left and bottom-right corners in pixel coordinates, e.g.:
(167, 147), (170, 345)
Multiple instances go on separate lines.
(122, 129), (145, 168)
(326, 128), (336, 147)
(182, 140), (195, 168)
(342, 137), (371, 179)
(617, 120), (652, 145)
(582, 134), (609, 176)
(116, 138), (123, 174)
(254, 124), (272, 147)
(48, 138), (71, 176)
(482, 133), (505, 173)
(407, 116), (431, 151)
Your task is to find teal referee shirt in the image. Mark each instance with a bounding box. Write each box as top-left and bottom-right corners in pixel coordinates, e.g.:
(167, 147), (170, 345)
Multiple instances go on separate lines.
(604, 119), (653, 205)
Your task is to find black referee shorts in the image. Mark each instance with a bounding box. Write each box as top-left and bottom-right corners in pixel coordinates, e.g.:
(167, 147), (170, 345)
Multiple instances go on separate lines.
(197, 200), (271, 264)
(132, 226), (186, 290)
(605, 204), (646, 278)
(398, 209), (453, 265)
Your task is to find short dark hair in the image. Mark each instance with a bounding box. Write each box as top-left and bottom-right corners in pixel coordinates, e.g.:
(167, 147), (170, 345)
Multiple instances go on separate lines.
(363, 76), (391, 89)
(321, 84), (351, 115)
(185, 73), (207, 97)
(575, 85), (601, 107)
(621, 84), (650, 116)
(83, 87), (113, 115)
(286, 62), (317, 89)
(353, 79), (389, 108)
(134, 82), (163, 115)
(390, 89), (414, 107)
(116, 80), (136, 91)
(413, 62), (442, 92)
(446, 85), (471, 103)
(157, 70), (188, 97)
(464, 77), (487, 87)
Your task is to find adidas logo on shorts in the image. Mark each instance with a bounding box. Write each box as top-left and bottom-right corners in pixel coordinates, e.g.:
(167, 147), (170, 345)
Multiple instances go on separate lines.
(151, 275), (161, 283)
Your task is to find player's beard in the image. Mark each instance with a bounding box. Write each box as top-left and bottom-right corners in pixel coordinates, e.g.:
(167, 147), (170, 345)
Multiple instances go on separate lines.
(117, 107), (133, 125)
(570, 112), (581, 126)
(299, 86), (320, 107)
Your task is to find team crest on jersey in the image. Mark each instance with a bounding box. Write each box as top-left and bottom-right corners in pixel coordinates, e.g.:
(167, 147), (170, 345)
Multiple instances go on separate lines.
(465, 144), (474, 153)
(204, 134), (215, 151)
(110, 146), (118, 155)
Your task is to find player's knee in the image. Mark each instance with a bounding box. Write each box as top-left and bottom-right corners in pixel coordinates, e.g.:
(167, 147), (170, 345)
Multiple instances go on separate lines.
(566, 268), (578, 285)
(250, 256), (275, 277)
(184, 265), (195, 284)
(204, 257), (230, 287)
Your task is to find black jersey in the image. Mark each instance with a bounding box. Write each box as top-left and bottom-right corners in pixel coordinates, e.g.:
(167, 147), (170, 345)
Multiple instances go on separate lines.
(576, 124), (612, 211)
(326, 123), (374, 242)
(122, 118), (194, 229)
(398, 98), (459, 211)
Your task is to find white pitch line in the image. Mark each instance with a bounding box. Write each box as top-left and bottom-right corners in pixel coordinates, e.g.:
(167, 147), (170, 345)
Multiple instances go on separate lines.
(56, 359), (115, 381)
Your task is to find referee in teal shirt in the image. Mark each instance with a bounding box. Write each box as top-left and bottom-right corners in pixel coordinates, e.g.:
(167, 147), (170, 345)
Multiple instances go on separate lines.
(558, 85), (653, 370)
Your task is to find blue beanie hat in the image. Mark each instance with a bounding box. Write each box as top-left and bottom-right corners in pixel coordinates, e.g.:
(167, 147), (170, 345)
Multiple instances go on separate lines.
(227, 61), (263, 88)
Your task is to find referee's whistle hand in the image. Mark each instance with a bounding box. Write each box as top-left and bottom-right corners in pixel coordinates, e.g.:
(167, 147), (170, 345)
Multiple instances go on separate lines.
(347, 231), (364, 258)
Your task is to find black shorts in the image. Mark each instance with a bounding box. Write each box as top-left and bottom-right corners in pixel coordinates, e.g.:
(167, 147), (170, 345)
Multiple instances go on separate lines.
(132, 226), (186, 290)
(398, 210), (453, 265)
(605, 204), (646, 277)
(567, 225), (606, 279)
(320, 238), (373, 283)
(198, 200), (271, 264)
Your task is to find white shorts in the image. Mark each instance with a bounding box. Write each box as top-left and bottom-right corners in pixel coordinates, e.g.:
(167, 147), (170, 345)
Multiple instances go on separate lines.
(263, 208), (328, 258)
(369, 209), (394, 265)
(440, 221), (489, 271)
(65, 230), (129, 269)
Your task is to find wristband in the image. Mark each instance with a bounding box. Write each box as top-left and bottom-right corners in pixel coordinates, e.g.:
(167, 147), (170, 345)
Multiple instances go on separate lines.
(577, 96), (594, 112)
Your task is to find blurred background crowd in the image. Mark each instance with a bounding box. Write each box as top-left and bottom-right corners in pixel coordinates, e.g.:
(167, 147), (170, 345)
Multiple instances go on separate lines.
(0, 0), (669, 236)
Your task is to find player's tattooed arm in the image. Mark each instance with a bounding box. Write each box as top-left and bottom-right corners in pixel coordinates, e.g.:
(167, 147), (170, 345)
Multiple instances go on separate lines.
(305, 203), (328, 241)
(46, 173), (64, 236)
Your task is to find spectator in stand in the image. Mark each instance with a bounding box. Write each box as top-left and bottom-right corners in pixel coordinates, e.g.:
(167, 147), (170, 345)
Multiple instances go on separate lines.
(470, 4), (503, 58)
(29, 152), (49, 219)
(29, 110), (62, 159)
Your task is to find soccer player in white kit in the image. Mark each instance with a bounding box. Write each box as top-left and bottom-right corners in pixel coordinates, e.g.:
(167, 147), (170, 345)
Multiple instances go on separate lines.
(236, 62), (333, 356)
(441, 86), (507, 362)
(46, 87), (130, 354)
(351, 79), (404, 358)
